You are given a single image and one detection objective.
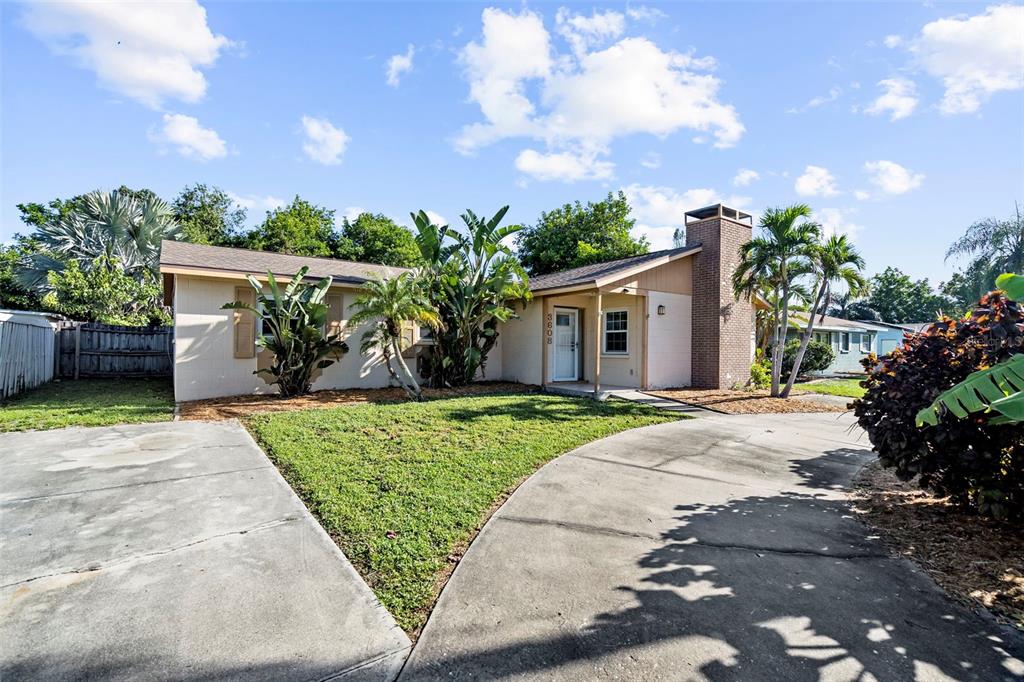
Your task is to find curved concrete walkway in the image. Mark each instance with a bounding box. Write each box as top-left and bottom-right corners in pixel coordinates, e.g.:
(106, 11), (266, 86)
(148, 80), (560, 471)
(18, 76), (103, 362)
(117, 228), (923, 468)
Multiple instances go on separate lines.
(403, 413), (1024, 681)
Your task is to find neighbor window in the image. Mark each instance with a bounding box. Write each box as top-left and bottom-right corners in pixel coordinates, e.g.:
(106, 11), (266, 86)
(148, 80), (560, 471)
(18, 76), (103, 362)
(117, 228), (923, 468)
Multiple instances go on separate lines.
(603, 310), (628, 354)
(860, 333), (871, 353)
(418, 324), (434, 343)
(840, 332), (850, 353)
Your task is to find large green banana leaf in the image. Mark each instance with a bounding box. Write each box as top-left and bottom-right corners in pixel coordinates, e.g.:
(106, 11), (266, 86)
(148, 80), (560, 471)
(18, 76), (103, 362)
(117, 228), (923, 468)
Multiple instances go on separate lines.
(916, 354), (1024, 426)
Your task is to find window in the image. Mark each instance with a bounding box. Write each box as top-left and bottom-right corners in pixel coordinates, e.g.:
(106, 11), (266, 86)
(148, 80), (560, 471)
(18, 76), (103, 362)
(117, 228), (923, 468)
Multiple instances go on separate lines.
(418, 324), (434, 344)
(603, 309), (628, 355)
(851, 333), (861, 350)
(840, 332), (850, 353)
(860, 333), (871, 353)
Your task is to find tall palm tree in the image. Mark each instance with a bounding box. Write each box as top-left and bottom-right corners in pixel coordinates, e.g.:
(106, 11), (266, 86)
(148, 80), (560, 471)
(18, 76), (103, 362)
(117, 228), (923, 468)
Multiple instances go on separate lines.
(18, 189), (180, 291)
(781, 234), (867, 397)
(733, 204), (820, 396)
(348, 273), (441, 401)
(946, 202), (1024, 276)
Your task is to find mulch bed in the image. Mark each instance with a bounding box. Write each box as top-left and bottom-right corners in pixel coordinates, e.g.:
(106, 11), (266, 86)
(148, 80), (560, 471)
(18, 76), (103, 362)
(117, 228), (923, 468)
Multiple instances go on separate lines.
(648, 388), (848, 414)
(178, 382), (534, 421)
(852, 462), (1023, 630)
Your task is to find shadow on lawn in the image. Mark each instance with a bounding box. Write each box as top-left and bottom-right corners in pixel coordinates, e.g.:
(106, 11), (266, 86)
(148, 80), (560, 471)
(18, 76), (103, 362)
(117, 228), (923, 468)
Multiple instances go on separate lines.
(439, 394), (669, 424)
(404, 447), (1024, 680)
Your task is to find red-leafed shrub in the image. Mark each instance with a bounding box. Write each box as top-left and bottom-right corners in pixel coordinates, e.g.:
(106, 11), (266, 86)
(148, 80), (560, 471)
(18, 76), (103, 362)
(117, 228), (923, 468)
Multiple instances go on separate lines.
(853, 290), (1024, 519)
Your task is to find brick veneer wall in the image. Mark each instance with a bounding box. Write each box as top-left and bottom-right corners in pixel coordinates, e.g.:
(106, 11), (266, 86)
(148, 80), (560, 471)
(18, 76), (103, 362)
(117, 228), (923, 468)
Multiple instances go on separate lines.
(686, 217), (754, 388)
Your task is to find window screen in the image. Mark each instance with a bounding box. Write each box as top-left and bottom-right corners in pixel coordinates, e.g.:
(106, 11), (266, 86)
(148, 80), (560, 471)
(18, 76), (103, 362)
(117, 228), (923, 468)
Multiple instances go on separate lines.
(603, 310), (628, 354)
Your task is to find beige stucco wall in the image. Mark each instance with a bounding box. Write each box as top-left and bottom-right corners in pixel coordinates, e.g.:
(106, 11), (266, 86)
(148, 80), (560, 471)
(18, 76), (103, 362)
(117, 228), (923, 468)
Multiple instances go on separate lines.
(172, 274), (392, 401)
(646, 292), (692, 388)
(498, 302), (542, 385)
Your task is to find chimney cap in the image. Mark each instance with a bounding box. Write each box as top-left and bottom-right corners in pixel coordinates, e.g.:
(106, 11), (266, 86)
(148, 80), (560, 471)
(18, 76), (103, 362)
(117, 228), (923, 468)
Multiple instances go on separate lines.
(684, 203), (753, 225)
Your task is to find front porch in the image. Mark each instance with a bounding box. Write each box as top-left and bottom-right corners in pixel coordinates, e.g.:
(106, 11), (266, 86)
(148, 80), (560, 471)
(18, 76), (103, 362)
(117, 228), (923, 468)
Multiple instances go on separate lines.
(543, 381), (637, 401)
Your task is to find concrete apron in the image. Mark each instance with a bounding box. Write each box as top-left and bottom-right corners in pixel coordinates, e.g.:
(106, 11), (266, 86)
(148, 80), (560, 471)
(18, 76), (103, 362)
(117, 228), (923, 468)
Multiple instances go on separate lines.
(402, 412), (1024, 681)
(0, 420), (410, 681)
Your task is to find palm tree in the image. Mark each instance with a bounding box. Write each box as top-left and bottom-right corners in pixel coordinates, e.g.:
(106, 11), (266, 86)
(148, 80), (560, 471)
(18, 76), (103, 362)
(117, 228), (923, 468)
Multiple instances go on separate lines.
(18, 189), (180, 291)
(348, 273), (441, 400)
(826, 291), (880, 321)
(733, 205), (820, 396)
(781, 234), (867, 397)
(946, 202), (1024, 276)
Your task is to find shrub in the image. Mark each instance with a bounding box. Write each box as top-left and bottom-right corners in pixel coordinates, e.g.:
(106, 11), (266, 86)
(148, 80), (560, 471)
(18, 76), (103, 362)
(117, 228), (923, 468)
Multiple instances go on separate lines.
(782, 338), (834, 379)
(853, 290), (1024, 519)
(750, 349), (771, 389)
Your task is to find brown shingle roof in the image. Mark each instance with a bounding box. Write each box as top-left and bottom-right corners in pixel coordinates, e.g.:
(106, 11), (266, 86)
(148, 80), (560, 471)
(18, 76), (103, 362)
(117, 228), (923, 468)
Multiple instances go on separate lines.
(527, 245), (701, 293)
(159, 240), (409, 284)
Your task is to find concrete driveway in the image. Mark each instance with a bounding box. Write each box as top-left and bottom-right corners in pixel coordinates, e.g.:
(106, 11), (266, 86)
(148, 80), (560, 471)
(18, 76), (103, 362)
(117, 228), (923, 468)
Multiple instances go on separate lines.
(1, 420), (410, 681)
(403, 412), (1024, 681)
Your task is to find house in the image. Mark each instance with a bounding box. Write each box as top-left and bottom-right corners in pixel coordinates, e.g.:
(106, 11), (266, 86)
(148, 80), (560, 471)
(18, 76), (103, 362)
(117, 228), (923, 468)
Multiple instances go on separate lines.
(789, 314), (913, 375)
(159, 204), (755, 401)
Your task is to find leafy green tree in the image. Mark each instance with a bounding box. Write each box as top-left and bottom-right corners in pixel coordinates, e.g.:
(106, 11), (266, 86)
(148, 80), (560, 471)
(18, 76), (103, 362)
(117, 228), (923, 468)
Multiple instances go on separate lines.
(43, 255), (170, 326)
(222, 268), (349, 397)
(243, 196), (336, 256)
(733, 204), (820, 396)
(17, 197), (82, 229)
(334, 212), (422, 267)
(348, 273), (440, 400)
(414, 207), (532, 387)
(866, 267), (952, 323)
(515, 191), (648, 275)
(18, 189), (181, 291)
(946, 203), (1024, 277)
(0, 237), (45, 310)
(782, 234), (867, 397)
(172, 184), (247, 246)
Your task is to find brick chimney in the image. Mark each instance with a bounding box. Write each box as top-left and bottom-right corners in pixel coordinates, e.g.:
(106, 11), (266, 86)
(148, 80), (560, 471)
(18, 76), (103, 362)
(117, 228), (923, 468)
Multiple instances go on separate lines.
(685, 204), (755, 389)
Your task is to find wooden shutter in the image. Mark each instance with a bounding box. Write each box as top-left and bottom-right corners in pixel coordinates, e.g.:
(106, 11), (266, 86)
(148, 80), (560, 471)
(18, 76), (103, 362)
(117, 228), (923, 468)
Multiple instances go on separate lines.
(401, 321), (415, 349)
(326, 293), (344, 337)
(233, 286), (256, 359)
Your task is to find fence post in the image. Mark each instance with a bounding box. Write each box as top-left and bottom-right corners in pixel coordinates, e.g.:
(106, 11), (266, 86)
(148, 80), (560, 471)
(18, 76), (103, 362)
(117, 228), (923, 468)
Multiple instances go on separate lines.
(74, 323), (81, 380)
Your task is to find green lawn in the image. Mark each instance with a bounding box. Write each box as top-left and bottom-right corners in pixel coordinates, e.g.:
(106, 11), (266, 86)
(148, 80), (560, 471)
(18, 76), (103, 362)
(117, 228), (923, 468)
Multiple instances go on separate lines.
(0, 378), (174, 432)
(246, 392), (681, 633)
(796, 378), (867, 398)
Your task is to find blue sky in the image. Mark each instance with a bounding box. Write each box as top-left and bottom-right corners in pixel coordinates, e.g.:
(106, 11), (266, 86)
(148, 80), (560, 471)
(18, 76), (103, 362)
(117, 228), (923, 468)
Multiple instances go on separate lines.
(2, 2), (1022, 285)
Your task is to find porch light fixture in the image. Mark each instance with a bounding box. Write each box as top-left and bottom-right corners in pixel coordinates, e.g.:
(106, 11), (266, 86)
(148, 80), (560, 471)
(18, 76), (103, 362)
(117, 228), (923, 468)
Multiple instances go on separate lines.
(657, 305), (666, 316)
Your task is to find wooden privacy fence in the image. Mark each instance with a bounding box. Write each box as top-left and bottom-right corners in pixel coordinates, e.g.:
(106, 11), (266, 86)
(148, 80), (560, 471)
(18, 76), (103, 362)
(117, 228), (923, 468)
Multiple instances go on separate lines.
(0, 316), (57, 400)
(57, 323), (173, 379)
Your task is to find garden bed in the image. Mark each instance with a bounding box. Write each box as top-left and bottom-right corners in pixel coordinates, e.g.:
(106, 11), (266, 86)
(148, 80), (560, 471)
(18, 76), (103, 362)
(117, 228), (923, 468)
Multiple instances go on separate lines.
(648, 388), (848, 414)
(179, 381), (532, 420)
(244, 392), (681, 635)
(852, 461), (1023, 630)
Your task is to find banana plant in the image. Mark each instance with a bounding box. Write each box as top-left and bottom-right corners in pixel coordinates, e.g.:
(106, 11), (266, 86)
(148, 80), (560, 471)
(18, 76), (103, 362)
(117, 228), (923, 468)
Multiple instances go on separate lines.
(222, 267), (348, 397)
(916, 272), (1024, 426)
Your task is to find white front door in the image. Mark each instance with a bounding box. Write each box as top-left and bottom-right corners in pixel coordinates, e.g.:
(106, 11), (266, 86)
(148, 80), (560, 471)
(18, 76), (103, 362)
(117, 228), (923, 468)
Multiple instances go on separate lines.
(553, 309), (579, 381)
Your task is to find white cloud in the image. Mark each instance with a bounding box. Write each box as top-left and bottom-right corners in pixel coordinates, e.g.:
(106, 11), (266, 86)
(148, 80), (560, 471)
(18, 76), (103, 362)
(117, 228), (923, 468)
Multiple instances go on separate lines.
(456, 8), (743, 181)
(911, 4), (1024, 114)
(733, 168), (760, 187)
(864, 78), (918, 121)
(817, 208), (863, 241)
(883, 35), (903, 49)
(150, 113), (226, 160)
(342, 206), (367, 222)
(300, 115), (349, 165)
(787, 86), (842, 114)
(795, 165), (839, 197)
(640, 152), (661, 169)
(386, 44), (415, 87)
(864, 160), (924, 195)
(623, 184), (750, 249)
(626, 5), (668, 23)
(229, 192), (285, 213)
(515, 148), (614, 182)
(425, 210), (448, 226)
(23, 0), (231, 109)
(854, 190), (871, 201)
(555, 8), (625, 57)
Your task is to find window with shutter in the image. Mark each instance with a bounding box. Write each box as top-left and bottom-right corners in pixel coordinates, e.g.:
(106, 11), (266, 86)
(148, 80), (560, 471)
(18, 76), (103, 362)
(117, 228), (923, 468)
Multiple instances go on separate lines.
(326, 292), (344, 337)
(233, 286), (257, 359)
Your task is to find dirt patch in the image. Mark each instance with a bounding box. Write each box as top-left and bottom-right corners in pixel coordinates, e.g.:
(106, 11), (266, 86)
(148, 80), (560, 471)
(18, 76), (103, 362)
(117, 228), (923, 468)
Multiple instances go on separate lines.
(648, 388), (848, 414)
(852, 461), (1023, 630)
(179, 382), (534, 421)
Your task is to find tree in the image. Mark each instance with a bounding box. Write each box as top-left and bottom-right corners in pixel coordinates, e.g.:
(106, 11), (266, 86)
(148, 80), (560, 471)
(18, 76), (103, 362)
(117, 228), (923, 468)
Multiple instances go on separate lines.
(672, 228), (686, 248)
(222, 268), (349, 397)
(946, 203), (1024, 277)
(941, 257), (996, 316)
(172, 184), (247, 246)
(0, 237), (45, 310)
(827, 291), (881, 322)
(733, 204), (820, 396)
(348, 273), (440, 400)
(18, 189), (181, 291)
(243, 196), (336, 256)
(414, 207), (532, 387)
(782, 234), (867, 397)
(515, 191), (648, 275)
(866, 267), (952, 323)
(43, 255), (170, 326)
(334, 212), (422, 267)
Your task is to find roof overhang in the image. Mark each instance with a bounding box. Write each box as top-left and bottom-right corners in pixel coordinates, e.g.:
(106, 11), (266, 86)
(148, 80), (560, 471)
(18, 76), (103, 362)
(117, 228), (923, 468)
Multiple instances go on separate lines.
(160, 264), (371, 287)
(530, 245), (702, 296)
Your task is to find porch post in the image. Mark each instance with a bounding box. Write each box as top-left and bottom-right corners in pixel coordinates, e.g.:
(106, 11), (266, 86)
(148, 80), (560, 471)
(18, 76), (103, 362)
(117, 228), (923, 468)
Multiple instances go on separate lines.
(594, 293), (602, 398)
(640, 294), (648, 390)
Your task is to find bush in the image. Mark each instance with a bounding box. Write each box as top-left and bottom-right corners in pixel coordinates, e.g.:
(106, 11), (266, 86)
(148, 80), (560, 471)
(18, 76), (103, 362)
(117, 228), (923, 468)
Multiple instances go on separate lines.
(749, 349), (771, 389)
(853, 290), (1024, 519)
(782, 338), (835, 379)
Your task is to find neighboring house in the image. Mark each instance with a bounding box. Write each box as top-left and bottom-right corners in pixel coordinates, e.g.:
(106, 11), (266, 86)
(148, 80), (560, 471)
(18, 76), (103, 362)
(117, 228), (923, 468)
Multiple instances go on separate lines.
(160, 204), (755, 401)
(789, 314), (912, 375)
